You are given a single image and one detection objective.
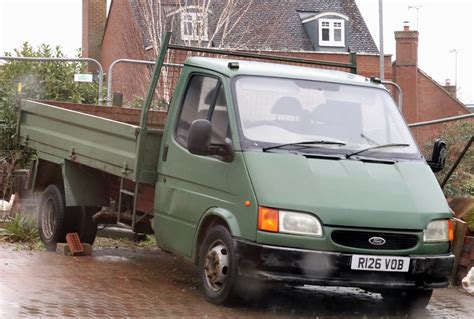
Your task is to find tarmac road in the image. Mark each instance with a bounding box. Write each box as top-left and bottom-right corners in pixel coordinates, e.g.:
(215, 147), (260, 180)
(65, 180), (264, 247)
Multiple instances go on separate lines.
(0, 243), (472, 318)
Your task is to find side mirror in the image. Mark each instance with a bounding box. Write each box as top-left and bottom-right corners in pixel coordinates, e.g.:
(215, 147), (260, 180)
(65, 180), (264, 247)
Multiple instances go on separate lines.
(187, 119), (212, 156)
(427, 139), (447, 173)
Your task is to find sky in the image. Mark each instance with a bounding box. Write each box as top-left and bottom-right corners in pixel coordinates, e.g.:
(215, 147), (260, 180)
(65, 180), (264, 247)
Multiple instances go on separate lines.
(0, 0), (473, 104)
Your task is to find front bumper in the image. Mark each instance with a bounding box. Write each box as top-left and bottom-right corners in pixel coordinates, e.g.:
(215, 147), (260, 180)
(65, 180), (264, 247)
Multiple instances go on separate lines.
(234, 239), (454, 289)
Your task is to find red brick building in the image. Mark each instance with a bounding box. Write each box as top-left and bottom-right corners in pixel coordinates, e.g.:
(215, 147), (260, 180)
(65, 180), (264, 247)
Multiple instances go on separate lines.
(82, 0), (470, 146)
(83, 0), (392, 101)
(392, 25), (471, 144)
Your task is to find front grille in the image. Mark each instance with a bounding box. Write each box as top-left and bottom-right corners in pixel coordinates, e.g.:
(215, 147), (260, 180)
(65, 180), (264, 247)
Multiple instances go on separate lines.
(331, 230), (418, 250)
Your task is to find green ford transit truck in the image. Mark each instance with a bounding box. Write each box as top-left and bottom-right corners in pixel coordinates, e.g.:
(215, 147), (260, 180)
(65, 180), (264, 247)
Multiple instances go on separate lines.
(17, 35), (454, 307)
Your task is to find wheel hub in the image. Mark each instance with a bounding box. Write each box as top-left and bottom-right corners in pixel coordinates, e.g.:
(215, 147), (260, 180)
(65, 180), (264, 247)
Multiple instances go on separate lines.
(203, 243), (229, 291)
(41, 198), (56, 239)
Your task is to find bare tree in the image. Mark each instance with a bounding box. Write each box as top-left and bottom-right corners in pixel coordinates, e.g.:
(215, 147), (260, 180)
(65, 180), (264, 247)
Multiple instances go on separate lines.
(136, 0), (255, 52)
(119, 0), (282, 104)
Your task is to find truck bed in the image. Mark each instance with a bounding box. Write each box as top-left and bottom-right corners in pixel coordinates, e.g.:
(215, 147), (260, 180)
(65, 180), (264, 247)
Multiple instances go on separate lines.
(17, 100), (167, 185)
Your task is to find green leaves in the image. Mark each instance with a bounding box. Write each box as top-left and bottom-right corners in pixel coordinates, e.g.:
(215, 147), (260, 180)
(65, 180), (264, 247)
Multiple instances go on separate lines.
(424, 120), (474, 198)
(0, 42), (100, 152)
(3, 214), (39, 243)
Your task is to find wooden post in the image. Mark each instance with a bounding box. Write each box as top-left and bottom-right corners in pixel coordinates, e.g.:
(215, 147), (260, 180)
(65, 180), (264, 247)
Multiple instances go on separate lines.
(451, 218), (468, 285)
(112, 92), (123, 107)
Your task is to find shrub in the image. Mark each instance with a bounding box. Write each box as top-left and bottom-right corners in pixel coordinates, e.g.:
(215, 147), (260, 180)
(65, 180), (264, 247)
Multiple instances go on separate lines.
(1, 43), (100, 197)
(423, 120), (474, 198)
(0, 43), (100, 153)
(3, 214), (39, 243)
(127, 95), (169, 111)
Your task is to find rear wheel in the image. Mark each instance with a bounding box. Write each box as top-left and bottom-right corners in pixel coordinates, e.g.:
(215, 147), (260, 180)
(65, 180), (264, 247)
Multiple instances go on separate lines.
(65, 206), (99, 245)
(381, 289), (433, 310)
(38, 185), (67, 251)
(39, 184), (99, 251)
(198, 225), (238, 305)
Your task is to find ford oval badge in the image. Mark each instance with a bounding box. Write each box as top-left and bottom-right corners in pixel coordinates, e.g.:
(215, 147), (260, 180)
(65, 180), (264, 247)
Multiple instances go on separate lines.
(368, 237), (386, 246)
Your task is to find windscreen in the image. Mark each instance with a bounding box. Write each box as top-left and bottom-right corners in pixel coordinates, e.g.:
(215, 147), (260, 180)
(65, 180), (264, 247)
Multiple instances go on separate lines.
(234, 76), (421, 159)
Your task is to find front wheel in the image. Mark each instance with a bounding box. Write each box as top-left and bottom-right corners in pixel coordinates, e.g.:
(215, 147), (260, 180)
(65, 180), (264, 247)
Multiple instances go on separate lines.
(198, 225), (239, 305)
(381, 289), (433, 310)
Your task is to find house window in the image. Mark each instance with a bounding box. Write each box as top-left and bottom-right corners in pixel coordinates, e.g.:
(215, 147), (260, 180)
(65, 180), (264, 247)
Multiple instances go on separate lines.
(181, 12), (209, 41)
(319, 19), (345, 47)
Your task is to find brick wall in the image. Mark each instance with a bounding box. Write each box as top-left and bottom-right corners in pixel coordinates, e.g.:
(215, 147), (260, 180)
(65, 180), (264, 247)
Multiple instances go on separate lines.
(100, 1), (151, 103)
(393, 26), (419, 124)
(411, 71), (471, 145)
(82, 0), (107, 73)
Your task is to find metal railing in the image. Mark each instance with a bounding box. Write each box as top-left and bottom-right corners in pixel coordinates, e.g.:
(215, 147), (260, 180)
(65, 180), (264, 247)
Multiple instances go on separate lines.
(2, 45), (358, 108)
(382, 80), (403, 111)
(408, 113), (473, 190)
(106, 59), (182, 106)
(105, 44), (358, 106)
(168, 44), (358, 73)
(408, 113), (474, 128)
(0, 56), (105, 105)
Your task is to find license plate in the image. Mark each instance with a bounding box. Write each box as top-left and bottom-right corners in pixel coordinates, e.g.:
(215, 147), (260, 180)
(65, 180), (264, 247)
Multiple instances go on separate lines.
(351, 255), (410, 272)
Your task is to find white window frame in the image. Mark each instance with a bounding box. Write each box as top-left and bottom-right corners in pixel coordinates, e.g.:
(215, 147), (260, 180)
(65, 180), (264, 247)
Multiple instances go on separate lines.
(318, 18), (345, 47)
(180, 11), (209, 42)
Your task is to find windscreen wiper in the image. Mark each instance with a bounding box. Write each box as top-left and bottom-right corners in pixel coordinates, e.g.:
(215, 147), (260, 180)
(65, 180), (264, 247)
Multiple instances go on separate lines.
(263, 140), (346, 152)
(346, 143), (410, 158)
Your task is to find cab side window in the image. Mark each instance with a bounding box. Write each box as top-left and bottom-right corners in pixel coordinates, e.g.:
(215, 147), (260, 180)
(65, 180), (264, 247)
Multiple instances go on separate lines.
(175, 75), (230, 147)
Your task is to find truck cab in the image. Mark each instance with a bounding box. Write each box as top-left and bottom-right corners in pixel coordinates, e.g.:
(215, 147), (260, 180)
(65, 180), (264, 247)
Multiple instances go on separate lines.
(157, 57), (453, 306)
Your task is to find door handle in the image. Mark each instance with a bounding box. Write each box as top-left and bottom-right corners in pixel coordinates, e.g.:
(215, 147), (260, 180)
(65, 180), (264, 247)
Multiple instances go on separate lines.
(162, 144), (169, 162)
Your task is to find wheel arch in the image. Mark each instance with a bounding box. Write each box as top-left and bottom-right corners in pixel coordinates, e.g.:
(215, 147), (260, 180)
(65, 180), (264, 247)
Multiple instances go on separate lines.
(30, 158), (64, 192)
(193, 207), (241, 264)
(30, 157), (109, 207)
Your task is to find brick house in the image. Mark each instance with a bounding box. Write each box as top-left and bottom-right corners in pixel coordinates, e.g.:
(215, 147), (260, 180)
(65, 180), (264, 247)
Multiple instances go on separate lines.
(392, 25), (471, 143)
(83, 0), (470, 146)
(83, 0), (392, 101)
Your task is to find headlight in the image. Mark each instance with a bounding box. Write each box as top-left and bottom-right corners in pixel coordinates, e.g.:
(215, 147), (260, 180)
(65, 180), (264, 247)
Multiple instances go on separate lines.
(258, 207), (323, 237)
(423, 219), (453, 242)
(280, 211), (323, 236)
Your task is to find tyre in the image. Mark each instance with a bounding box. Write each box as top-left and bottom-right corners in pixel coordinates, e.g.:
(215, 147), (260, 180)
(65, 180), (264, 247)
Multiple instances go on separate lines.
(38, 184), (67, 251)
(198, 225), (239, 305)
(65, 206), (99, 245)
(381, 288), (433, 310)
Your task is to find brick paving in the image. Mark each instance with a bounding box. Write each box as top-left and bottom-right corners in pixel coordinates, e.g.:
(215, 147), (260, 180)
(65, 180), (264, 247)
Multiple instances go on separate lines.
(0, 244), (472, 318)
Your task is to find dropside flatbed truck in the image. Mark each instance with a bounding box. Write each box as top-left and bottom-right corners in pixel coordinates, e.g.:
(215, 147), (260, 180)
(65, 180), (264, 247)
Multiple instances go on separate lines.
(17, 33), (454, 306)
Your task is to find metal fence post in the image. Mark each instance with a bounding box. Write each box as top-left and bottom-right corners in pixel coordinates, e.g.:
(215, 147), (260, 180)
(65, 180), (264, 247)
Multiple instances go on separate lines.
(106, 59), (154, 106)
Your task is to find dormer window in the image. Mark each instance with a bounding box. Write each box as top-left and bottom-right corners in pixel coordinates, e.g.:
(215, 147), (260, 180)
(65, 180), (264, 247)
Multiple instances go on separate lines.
(181, 12), (209, 41)
(319, 18), (345, 47)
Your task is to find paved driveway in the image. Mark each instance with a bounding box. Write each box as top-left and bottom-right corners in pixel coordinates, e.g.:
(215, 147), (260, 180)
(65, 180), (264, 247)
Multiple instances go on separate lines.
(0, 244), (472, 317)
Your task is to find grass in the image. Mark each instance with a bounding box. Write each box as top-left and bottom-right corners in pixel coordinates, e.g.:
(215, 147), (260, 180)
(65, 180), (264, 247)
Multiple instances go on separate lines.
(94, 235), (158, 250)
(2, 214), (39, 242)
(0, 214), (44, 251)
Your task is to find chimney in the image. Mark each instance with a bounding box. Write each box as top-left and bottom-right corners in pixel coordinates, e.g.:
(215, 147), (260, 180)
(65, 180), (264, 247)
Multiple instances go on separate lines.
(82, 0), (107, 72)
(443, 79), (457, 97)
(394, 22), (419, 67)
(393, 23), (419, 123)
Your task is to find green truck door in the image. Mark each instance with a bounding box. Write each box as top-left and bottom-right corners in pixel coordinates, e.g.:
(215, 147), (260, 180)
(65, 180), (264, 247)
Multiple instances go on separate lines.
(155, 71), (245, 257)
